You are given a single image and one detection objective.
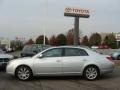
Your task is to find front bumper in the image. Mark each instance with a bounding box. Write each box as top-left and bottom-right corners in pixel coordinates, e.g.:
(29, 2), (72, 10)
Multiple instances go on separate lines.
(6, 63), (15, 75)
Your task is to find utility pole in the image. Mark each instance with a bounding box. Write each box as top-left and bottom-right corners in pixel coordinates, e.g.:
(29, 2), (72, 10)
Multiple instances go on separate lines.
(43, 30), (46, 45)
(43, 0), (48, 45)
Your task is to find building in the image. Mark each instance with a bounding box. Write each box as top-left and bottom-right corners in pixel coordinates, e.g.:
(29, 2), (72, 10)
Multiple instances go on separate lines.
(0, 38), (11, 51)
(115, 32), (120, 47)
(100, 32), (120, 47)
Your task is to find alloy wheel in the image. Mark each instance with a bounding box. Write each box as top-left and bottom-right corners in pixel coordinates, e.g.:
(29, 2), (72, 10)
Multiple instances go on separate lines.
(16, 66), (32, 81)
(84, 66), (99, 80)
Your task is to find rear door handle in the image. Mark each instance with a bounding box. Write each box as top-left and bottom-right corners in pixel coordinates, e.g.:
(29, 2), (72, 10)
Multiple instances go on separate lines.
(56, 60), (61, 62)
(83, 59), (87, 61)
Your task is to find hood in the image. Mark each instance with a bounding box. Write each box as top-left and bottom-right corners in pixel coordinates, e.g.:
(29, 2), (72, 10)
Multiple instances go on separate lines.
(12, 57), (32, 61)
(9, 57), (33, 64)
(8, 57), (34, 66)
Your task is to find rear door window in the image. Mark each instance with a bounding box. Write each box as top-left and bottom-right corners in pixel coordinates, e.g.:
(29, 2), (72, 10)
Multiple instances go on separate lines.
(65, 48), (88, 56)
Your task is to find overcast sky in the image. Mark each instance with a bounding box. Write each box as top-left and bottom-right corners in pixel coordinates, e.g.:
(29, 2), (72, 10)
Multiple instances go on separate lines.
(0, 0), (120, 40)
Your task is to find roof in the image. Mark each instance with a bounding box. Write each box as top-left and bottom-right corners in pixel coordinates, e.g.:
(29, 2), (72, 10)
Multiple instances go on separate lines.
(45, 45), (90, 50)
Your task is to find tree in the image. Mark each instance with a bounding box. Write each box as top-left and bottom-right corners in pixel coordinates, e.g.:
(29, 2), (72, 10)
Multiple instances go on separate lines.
(26, 39), (34, 45)
(66, 28), (83, 45)
(56, 34), (67, 46)
(103, 33), (116, 48)
(89, 33), (102, 46)
(66, 30), (74, 45)
(10, 40), (17, 51)
(81, 35), (89, 46)
(49, 35), (57, 46)
(36, 35), (49, 45)
(11, 40), (24, 51)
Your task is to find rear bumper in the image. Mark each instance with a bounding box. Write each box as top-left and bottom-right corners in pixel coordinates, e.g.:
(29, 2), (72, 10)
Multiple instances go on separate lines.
(101, 69), (114, 74)
(100, 64), (115, 74)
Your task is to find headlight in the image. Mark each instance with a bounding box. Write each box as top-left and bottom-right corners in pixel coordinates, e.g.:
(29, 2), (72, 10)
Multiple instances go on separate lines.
(7, 61), (12, 66)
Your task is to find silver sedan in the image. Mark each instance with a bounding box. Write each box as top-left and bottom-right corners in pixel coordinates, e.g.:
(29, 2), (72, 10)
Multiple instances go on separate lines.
(6, 46), (115, 81)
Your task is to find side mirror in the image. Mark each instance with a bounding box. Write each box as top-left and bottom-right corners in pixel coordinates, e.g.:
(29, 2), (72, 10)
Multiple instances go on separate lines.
(38, 54), (43, 58)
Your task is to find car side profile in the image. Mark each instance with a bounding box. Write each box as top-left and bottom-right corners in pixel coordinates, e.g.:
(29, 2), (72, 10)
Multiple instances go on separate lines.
(6, 46), (115, 81)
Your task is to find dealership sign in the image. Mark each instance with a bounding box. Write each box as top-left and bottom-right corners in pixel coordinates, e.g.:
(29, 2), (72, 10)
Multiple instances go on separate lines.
(64, 7), (90, 18)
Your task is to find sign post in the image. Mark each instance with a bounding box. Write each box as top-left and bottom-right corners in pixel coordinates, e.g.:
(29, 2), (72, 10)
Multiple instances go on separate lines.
(64, 7), (90, 45)
(74, 17), (79, 45)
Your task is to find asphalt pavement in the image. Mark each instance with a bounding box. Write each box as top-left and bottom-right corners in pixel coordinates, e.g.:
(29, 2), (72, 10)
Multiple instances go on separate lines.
(3, 50), (120, 90)
(0, 67), (120, 90)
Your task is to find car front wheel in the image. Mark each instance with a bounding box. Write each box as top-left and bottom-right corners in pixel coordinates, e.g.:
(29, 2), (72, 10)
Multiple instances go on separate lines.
(83, 66), (99, 80)
(15, 66), (32, 81)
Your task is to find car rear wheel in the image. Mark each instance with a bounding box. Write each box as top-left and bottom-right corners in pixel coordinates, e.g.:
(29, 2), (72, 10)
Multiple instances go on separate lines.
(83, 66), (99, 80)
(15, 66), (32, 81)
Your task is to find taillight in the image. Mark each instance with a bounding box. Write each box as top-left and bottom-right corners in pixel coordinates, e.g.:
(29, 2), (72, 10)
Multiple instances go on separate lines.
(106, 56), (113, 62)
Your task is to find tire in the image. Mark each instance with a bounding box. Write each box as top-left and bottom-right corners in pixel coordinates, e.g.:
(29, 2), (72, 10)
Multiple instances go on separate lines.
(15, 66), (32, 81)
(83, 66), (99, 80)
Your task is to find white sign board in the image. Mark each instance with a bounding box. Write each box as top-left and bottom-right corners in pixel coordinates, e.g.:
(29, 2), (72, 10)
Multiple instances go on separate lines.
(64, 7), (90, 18)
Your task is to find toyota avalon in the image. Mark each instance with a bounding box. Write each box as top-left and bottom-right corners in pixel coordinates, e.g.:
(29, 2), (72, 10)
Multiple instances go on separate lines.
(6, 46), (115, 81)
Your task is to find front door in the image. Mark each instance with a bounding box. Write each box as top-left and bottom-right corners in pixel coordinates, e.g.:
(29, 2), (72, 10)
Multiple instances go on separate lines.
(34, 48), (62, 75)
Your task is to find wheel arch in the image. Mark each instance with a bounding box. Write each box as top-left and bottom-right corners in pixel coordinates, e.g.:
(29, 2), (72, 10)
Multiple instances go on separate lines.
(82, 64), (100, 76)
(15, 64), (33, 76)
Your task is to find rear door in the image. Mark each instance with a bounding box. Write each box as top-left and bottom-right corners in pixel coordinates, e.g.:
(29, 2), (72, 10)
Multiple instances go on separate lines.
(62, 48), (89, 74)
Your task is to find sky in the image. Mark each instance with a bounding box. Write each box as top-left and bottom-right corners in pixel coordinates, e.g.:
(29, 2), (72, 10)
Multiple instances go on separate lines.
(0, 0), (120, 40)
